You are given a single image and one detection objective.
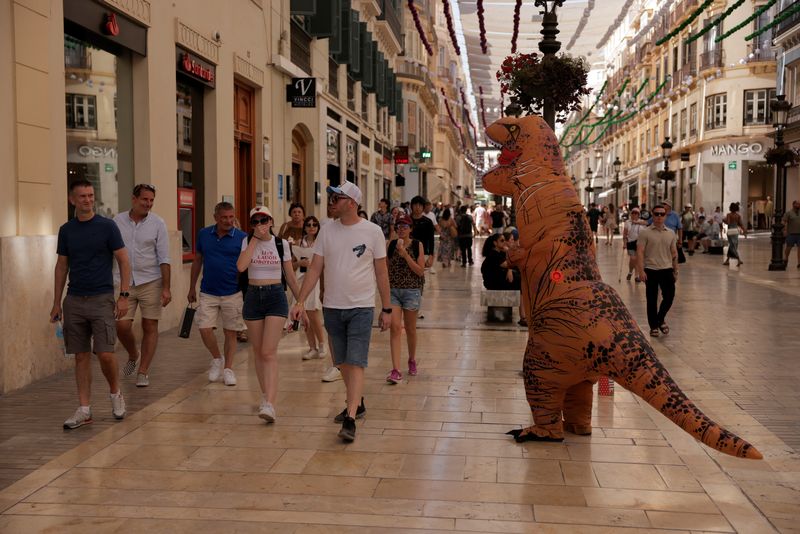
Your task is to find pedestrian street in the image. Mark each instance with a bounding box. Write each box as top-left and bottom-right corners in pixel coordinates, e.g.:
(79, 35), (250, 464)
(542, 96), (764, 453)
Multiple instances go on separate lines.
(0, 235), (799, 532)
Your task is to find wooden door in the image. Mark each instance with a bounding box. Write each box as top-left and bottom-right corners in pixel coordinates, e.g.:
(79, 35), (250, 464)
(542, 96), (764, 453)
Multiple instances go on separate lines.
(234, 82), (255, 229)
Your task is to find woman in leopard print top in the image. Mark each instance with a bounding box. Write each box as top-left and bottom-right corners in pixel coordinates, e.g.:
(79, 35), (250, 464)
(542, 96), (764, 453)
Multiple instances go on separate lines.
(386, 216), (425, 384)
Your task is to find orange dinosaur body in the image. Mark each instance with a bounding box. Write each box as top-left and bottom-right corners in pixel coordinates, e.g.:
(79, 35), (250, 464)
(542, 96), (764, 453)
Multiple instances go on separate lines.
(482, 115), (761, 460)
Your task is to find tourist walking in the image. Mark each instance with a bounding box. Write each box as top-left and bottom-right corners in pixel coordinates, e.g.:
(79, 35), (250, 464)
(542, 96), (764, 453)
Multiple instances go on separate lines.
(237, 206), (301, 423)
(114, 184), (171, 387)
(490, 203), (507, 235)
(289, 181), (391, 442)
(370, 198), (393, 241)
(636, 205), (678, 338)
(51, 179), (131, 429)
(410, 196), (435, 273)
(622, 207), (645, 281)
(784, 200), (800, 267)
(603, 204), (618, 246)
(436, 208), (457, 268)
(278, 202), (305, 243)
(587, 203), (601, 244)
(188, 202), (248, 386)
(455, 205), (477, 267)
(292, 215), (326, 360)
(723, 202), (746, 266)
(386, 215), (426, 384)
(681, 204), (698, 255)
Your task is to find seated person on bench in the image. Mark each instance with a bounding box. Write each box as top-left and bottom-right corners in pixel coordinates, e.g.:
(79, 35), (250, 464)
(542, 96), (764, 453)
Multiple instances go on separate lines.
(481, 234), (521, 291)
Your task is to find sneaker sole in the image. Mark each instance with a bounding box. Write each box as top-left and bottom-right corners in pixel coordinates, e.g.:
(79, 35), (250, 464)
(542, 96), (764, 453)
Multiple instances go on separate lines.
(224, 381), (237, 386)
(63, 418), (93, 430)
(136, 383), (149, 387)
(333, 410), (366, 423)
(258, 412), (275, 424)
(113, 413), (125, 420)
(337, 428), (356, 442)
(387, 378), (401, 384)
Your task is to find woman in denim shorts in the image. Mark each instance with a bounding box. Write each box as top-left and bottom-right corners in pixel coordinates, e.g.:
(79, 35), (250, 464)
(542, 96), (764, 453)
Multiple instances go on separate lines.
(386, 216), (426, 384)
(238, 207), (301, 423)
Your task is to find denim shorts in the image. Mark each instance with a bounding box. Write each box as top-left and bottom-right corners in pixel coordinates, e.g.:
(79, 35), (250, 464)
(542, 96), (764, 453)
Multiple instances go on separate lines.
(787, 234), (800, 247)
(390, 287), (422, 311)
(323, 307), (374, 368)
(242, 284), (288, 321)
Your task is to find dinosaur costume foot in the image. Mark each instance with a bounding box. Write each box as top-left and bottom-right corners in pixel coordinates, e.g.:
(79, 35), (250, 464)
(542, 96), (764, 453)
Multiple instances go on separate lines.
(506, 426), (564, 443)
(563, 422), (592, 436)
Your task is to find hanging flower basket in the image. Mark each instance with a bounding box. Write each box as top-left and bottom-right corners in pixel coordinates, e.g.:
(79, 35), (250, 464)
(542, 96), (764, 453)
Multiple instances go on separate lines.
(656, 170), (676, 181)
(610, 180), (624, 190)
(764, 146), (799, 167)
(496, 52), (590, 122)
(584, 185), (595, 193)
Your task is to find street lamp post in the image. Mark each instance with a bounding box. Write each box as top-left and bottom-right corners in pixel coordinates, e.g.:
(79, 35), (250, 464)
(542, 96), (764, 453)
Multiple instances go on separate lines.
(584, 167), (593, 206)
(659, 137), (674, 204)
(535, 0), (564, 129)
(612, 156), (623, 208)
(769, 94), (792, 271)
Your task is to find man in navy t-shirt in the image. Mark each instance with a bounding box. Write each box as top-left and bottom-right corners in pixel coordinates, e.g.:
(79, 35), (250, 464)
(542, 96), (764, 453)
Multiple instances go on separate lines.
(187, 202), (247, 386)
(50, 180), (132, 430)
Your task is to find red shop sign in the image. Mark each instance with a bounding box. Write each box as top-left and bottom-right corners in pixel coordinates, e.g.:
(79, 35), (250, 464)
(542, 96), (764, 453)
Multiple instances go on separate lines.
(176, 47), (216, 88)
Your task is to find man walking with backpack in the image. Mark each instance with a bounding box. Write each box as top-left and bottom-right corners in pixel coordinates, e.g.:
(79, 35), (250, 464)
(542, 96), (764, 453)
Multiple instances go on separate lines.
(455, 205), (477, 267)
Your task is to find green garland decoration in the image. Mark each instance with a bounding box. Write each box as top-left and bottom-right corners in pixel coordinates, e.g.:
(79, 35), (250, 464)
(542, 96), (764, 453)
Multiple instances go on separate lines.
(562, 79), (630, 146)
(560, 80), (608, 142)
(655, 0), (714, 46)
(685, 0), (745, 45)
(715, 0), (776, 42)
(745, 2), (800, 41)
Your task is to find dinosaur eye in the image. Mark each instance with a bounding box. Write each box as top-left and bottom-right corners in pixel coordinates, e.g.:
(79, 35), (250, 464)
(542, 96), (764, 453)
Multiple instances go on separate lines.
(509, 125), (517, 131)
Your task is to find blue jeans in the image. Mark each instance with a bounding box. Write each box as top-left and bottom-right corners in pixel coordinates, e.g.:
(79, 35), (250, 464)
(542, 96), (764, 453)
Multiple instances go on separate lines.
(323, 307), (374, 368)
(242, 284), (288, 320)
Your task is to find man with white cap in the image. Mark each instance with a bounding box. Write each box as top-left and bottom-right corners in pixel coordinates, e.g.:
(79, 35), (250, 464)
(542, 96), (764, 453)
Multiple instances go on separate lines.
(290, 181), (391, 442)
(681, 204), (697, 255)
(187, 201), (248, 386)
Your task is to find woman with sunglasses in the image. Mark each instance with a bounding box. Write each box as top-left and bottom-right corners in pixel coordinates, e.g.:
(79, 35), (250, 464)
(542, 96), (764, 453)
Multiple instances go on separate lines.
(292, 216), (326, 360)
(481, 234), (521, 290)
(386, 215), (426, 383)
(237, 206), (301, 423)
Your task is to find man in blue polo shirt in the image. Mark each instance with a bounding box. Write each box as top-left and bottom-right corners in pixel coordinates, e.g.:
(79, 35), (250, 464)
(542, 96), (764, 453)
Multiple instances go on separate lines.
(187, 202), (247, 386)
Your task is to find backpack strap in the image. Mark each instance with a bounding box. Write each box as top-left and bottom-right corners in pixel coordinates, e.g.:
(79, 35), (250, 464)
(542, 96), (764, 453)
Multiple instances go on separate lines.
(273, 233), (287, 290)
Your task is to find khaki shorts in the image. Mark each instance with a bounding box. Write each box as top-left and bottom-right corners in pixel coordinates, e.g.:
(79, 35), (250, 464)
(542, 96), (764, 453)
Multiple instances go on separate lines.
(121, 280), (163, 321)
(197, 292), (244, 330)
(63, 293), (116, 354)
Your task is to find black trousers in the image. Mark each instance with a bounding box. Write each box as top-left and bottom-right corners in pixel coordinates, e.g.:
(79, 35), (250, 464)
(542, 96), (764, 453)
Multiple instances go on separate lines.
(644, 268), (675, 329)
(458, 237), (473, 265)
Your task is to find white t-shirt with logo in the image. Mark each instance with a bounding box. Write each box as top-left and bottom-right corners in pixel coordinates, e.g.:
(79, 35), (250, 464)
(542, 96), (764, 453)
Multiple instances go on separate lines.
(313, 219), (386, 309)
(241, 236), (289, 280)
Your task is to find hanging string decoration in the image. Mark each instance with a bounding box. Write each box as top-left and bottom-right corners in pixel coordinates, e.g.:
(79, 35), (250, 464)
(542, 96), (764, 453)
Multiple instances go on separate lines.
(408, 0), (433, 56)
(442, 0), (461, 55)
(460, 87), (478, 145)
(566, 0), (594, 51)
(479, 86), (488, 129)
(477, 0), (488, 54)
(511, 0), (522, 53)
(596, 0), (636, 50)
(715, 0), (776, 42)
(441, 88), (462, 135)
(559, 80), (607, 142)
(684, 0), (745, 45)
(655, 0), (713, 46)
(745, 1), (799, 41)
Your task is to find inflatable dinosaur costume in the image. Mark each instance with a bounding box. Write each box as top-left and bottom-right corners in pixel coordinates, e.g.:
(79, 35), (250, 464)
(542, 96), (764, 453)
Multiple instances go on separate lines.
(482, 115), (761, 459)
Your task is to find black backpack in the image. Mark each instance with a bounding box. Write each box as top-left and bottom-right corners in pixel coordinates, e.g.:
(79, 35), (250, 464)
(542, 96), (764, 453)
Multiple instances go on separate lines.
(456, 214), (472, 235)
(239, 231), (286, 294)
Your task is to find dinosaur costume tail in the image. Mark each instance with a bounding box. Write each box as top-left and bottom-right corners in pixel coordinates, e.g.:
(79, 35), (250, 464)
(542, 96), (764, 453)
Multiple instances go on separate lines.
(613, 349), (763, 460)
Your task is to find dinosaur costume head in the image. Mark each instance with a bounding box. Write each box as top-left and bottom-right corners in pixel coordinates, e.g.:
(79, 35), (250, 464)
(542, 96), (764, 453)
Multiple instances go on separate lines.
(481, 115), (762, 460)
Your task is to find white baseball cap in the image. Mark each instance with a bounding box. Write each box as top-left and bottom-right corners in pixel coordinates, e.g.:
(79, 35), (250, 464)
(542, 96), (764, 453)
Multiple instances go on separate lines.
(326, 180), (362, 205)
(249, 206), (272, 219)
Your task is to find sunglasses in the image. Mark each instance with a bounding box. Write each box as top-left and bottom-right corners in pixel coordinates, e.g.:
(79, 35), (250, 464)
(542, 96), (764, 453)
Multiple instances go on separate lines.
(304, 222), (319, 227)
(652, 212), (666, 217)
(396, 223), (410, 229)
(329, 194), (350, 204)
(133, 183), (156, 195)
(250, 216), (272, 225)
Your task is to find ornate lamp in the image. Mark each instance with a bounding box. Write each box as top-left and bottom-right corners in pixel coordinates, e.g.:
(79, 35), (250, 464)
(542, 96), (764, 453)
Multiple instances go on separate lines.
(769, 94), (793, 271)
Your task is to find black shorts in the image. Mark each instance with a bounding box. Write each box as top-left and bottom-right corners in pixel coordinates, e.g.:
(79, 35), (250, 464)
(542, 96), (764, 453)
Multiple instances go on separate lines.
(684, 231), (697, 239)
(626, 240), (637, 252)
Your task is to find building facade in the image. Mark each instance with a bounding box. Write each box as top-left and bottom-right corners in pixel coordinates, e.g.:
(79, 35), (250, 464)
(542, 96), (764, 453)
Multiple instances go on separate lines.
(0, 0), (475, 393)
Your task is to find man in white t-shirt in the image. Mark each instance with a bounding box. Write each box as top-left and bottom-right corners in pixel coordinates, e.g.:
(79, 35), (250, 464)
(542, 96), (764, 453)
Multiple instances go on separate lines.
(290, 180), (391, 442)
(473, 203), (487, 236)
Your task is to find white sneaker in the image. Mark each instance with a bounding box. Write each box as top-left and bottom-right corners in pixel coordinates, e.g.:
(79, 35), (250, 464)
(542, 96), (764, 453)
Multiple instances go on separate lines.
(302, 348), (319, 360)
(430, 266), (437, 274)
(208, 358), (223, 382)
(258, 400), (276, 423)
(110, 393), (126, 420)
(317, 345), (327, 358)
(223, 368), (237, 386)
(321, 366), (342, 382)
(63, 407), (92, 429)
(136, 373), (149, 387)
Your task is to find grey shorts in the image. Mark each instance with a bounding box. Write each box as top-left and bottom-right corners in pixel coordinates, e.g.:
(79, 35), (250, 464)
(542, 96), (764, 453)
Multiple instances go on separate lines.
(63, 293), (116, 354)
(787, 234), (800, 247)
(323, 307), (374, 368)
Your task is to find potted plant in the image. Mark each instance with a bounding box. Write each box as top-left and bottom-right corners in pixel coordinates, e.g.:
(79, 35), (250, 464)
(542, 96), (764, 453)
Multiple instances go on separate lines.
(496, 52), (590, 122)
(765, 146), (799, 167)
(656, 170), (676, 182)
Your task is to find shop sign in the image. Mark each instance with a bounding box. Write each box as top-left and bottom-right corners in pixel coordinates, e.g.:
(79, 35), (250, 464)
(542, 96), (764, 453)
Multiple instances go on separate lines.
(286, 78), (316, 108)
(78, 145), (117, 158)
(728, 161), (737, 170)
(410, 166), (418, 172)
(104, 163), (115, 172)
(181, 52), (215, 83)
(711, 143), (763, 156)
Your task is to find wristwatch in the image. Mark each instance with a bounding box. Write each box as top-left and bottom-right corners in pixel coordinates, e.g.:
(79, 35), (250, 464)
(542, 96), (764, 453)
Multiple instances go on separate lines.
(119, 291), (130, 298)
(381, 307), (392, 314)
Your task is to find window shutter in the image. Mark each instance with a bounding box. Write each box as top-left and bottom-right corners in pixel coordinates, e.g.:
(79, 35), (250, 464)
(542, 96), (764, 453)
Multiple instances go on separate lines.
(290, 0), (316, 15)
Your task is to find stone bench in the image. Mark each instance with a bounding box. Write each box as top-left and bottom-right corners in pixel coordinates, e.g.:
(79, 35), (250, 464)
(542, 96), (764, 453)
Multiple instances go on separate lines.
(480, 289), (521, 323)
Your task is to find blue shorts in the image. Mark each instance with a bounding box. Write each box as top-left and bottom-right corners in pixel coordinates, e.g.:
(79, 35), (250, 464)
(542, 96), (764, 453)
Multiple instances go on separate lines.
(787, 234), (800, 247)
(242, 284), (288, 321)
(323, 307), (374, 368)
(390, 287), (422, 311)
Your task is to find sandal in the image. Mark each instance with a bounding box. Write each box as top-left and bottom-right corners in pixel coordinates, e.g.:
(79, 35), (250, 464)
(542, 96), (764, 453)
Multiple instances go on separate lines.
(649, 328), (660, 337)
(659, 324), (669, 335)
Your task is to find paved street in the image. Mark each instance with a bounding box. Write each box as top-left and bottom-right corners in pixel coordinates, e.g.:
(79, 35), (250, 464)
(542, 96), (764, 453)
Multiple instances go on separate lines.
(0, 234), (799, 532)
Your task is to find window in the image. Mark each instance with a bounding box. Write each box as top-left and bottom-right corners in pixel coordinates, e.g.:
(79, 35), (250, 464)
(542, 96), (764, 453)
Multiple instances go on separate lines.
(653, 125), (659, 149)
(672, 46), (679, 73)
(744, 89), (776, 125)
(65, 93), (97, 130)
(705, 93), (727, 130)
(640, 133), (645, 157)
(680, 109), (687, 139)
(689, 103), (698, 135)
(645, 129), (650, 153)
(407, 100), (417, 149)
(182, 116), (192, 146)
(672, 113), (678, 141)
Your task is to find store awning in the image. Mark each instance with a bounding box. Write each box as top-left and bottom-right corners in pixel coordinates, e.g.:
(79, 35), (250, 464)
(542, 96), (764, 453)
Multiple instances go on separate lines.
(597, 189), (614, 199)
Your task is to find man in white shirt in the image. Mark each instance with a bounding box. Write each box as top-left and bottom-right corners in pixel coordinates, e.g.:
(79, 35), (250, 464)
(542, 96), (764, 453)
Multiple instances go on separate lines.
(474, 203), (487, 236)
(290, 181), (391, 442)
(113, 184), (171, 387)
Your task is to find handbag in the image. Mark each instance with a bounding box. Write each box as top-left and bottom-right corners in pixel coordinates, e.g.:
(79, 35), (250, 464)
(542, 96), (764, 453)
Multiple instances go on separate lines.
(178, 304), (196, 338)
(448, 222), (457, 238)
(677, 246), (686, 264)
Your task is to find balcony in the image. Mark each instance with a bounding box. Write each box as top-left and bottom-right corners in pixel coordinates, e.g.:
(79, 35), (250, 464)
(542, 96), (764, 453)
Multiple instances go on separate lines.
(375, 0), (403, 55)
(290, 20), (312, 75)
(699, 48), (724, 72)
(775, 0), (800, 39)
